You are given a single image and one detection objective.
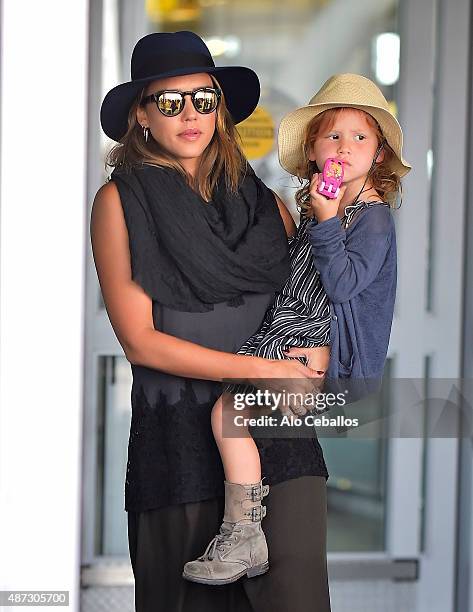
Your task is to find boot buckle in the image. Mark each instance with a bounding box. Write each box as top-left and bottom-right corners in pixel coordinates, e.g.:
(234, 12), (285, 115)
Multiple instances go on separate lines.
(250, 505), (266, 521)
(251, 485), (263, 501)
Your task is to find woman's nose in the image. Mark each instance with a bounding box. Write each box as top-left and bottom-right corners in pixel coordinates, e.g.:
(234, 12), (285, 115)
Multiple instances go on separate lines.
(181, 94), (197, 120)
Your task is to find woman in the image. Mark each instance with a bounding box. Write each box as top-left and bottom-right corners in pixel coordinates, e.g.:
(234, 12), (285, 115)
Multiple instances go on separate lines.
(91, 30), (331, 611)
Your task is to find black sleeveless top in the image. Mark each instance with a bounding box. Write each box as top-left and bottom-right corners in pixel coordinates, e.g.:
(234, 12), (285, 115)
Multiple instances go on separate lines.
(112, 170), (329, 513)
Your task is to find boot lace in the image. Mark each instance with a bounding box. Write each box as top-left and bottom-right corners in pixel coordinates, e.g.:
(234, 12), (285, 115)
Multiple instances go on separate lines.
(199, 525), (243, 561)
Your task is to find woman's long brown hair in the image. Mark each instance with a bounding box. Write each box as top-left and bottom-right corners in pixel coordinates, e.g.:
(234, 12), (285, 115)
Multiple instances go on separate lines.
(105, 76), (247, 201)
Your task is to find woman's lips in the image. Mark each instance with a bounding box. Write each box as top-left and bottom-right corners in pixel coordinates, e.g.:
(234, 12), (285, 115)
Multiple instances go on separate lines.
(178, 129), (202, 141)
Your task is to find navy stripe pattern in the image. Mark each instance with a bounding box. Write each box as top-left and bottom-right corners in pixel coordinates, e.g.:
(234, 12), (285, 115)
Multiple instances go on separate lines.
(234, 201), (389, 364)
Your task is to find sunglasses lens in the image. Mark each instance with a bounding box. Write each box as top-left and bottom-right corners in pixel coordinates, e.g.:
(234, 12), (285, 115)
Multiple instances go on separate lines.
(193, 89), (219, 113)
(158, 92), (184, 116)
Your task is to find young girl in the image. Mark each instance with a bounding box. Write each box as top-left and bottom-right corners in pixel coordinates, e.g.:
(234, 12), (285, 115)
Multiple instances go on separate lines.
(93, 31), (332, 612)
(183, 73), (411, 584)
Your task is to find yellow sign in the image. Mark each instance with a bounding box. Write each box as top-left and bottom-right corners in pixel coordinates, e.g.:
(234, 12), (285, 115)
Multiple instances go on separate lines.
(145, 0), (201, 22)
(237, 106), (275, 160)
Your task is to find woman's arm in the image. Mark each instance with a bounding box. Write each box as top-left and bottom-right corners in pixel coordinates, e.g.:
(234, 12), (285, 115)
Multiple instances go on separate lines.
(272, 191), (297, 238)
(90, 182), (317, 385)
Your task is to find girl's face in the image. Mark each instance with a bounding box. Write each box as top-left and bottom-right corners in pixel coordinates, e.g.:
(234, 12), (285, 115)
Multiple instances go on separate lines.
(309, 108), (384, 190)
(136, 73), (217, 176)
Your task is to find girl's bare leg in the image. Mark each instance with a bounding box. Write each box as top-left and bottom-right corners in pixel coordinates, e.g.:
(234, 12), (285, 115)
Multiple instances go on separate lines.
(211, 392), (261, 483)
(183, 392), (269, 584)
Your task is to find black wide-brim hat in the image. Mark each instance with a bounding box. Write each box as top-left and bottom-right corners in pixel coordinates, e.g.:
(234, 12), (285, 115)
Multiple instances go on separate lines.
(100, 30), (260, 142)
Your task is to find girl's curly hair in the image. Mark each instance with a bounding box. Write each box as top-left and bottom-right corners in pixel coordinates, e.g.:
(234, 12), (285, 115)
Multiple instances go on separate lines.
(295, 108), (402, 217)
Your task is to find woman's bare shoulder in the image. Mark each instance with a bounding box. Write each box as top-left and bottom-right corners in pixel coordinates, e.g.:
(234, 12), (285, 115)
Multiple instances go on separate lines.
(271, 190), (297, 238)
(90, 179), (125, 235)
(93, 179), (121, 211)
(89, 178), (154, 362)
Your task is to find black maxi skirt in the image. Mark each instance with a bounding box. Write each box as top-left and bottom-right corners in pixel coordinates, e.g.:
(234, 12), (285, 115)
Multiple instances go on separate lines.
(127, 475), (331, 612)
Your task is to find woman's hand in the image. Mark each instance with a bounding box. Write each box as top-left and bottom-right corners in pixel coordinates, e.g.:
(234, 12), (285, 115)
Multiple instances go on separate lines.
(283, 346), (330, 399)
(247, 358), (324, 417)
(309, 173), (346, 223)
(283, 346), (330, 374)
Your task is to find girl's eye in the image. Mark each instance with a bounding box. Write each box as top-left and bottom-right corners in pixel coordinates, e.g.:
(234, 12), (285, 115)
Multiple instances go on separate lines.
(328, 134), (339, 140)
(354, 135), (366, 141)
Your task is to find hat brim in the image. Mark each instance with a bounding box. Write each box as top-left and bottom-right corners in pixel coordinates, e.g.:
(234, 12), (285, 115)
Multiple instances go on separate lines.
(278, 102), (412, 179)
(100, 66), (260, 142)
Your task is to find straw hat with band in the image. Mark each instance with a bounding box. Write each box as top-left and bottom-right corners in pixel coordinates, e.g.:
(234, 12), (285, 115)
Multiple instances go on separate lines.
(100, 31), (260, 143)
(278, 73), (411, 179)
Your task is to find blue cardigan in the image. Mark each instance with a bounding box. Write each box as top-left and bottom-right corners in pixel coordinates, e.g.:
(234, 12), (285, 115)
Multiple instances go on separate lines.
(307, 204), (396, 383)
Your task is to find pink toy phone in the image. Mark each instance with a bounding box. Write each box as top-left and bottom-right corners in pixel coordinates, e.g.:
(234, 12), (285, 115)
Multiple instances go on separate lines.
(317, 158), (344, 199)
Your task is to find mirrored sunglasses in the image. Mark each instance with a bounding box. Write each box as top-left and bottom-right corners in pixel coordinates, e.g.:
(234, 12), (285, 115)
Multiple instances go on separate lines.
(140, 87), (221, 117)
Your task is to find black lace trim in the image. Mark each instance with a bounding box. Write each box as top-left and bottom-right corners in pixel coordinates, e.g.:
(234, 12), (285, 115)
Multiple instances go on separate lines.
(125, 379), (329, 512)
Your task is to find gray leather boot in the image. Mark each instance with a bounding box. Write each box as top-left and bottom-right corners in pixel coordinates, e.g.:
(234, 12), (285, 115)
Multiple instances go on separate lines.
(182, 479), (270, 585)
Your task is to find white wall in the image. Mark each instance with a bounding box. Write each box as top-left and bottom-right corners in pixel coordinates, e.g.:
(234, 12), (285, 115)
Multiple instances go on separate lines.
(0, 1), (89, 610)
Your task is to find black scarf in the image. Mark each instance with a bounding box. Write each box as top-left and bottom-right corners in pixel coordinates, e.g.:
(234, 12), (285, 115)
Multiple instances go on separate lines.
(111, 164), (290, 312)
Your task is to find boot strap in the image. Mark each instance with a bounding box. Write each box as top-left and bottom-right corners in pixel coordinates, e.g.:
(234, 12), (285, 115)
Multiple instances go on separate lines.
(245, 505), (267, 521)
(248, 483), (269, 502)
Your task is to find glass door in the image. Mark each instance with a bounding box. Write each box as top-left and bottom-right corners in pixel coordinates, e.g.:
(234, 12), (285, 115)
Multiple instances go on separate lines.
(82, 2), (470, 611)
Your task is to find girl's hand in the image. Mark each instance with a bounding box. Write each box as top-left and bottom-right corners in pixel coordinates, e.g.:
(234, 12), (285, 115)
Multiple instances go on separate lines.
(283, 346), (330, 375)
(309, 173), (346, 223)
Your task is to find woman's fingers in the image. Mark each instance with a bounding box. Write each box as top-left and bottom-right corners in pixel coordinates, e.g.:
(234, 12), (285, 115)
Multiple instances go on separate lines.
(300, 365), (324, 378)
(283, 347), (306, 357)
(285, 346), (330, 375)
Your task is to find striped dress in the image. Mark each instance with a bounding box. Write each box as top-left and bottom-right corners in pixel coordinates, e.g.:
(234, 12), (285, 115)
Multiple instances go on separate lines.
(234, 201), (386, 365)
